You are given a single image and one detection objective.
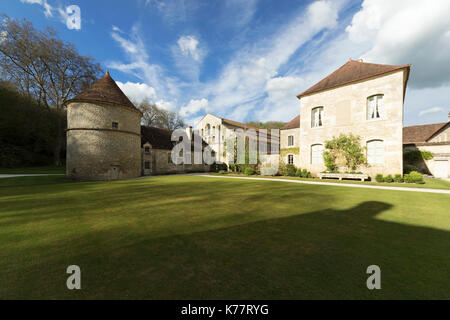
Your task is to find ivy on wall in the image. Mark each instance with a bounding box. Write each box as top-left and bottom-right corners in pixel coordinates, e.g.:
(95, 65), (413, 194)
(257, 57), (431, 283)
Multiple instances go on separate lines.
(280, 147), (299, 156)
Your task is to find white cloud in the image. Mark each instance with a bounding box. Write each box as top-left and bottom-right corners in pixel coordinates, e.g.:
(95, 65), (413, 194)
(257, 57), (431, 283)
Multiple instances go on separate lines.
(116, 81), (156, 103)
(346, 0), (450, 88)
(179, 98), (209, 117)
(21, 1), (82, 30)
(205, 0), (340, 119)
(418, 107), (445, 117)
(256, 76), (304, 121)
(177, 35), (202, 61)
(20, 0), (53, 17)
(109, 25), (182, 101)
(111, 32), (138, 54)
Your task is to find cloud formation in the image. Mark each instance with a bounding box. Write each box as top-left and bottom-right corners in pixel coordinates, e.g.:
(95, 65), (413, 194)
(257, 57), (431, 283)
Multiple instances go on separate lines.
(116, 81), (156, 103)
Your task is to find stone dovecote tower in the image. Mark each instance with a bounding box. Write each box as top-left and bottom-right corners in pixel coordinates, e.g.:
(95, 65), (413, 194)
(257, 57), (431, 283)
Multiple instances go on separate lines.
(65, 71), (143, 180)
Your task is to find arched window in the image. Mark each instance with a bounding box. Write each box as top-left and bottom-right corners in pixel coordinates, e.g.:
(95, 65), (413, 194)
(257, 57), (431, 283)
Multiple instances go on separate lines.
(206, 124), (210, 136)
(367, 95), (383, 120)
(311, 144), (324, 164)
(311, 107), (324, 128)
(367, 140), (384, 165)
(288, 135), (294, 146)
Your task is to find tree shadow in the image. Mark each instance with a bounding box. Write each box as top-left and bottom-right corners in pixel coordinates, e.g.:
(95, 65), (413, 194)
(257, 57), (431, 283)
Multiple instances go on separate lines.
(2, 200), (449, 299)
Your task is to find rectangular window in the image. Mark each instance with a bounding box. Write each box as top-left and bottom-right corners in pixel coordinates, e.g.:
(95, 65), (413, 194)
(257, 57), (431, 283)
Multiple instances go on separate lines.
(288, 135), (294, 146)
(311, 107), (323, 128)
(144, 146), (150, 153)
(367, 95), (383, 120)
(367, 140), (384, 165)
(288, 154), (294, 164)
(311, 144), (324, 165)
(168, 153), (172, 164)
(144, 161), (150, 169)
(112, 122), (119, 129)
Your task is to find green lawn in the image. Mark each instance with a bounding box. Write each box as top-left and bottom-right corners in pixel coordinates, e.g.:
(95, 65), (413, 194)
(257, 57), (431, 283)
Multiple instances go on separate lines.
(0, 166), (65, 174)
(212, 173), (450, 190)
(0, 175), (449, 299)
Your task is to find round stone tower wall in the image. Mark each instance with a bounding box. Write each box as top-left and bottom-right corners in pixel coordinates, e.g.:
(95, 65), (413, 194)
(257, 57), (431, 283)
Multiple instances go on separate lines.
(66, 101), (142, 180)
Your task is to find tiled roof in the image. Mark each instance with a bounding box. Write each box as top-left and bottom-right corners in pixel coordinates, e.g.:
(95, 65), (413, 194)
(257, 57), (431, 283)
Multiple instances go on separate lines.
(281, 115), (300, 130)
(403, 122), (449, 144)
(141, 126), (209, 150)
(67, 71), (141, 113)
(297, 60), (410, 98)
(221, 118), (259, 130)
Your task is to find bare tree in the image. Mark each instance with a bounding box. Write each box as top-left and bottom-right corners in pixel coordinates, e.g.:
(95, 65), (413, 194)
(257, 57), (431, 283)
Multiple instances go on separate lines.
(0, 15), (102, 165)
(135, 99), (185, 130)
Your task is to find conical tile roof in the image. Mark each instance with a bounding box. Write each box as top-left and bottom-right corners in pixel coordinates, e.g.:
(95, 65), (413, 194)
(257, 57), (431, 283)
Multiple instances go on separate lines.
(67, 71), (140, 112)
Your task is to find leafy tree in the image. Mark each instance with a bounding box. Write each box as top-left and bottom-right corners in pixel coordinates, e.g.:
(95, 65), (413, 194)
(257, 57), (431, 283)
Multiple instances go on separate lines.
(135, 99), (185, 130)
(0, 15), (102, 165)
(323, 133), (366, 172)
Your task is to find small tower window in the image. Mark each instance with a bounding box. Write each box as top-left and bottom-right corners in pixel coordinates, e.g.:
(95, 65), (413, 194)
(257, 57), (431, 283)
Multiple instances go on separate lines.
(144, 146), (150, 153)
(112, 122), (119, 129)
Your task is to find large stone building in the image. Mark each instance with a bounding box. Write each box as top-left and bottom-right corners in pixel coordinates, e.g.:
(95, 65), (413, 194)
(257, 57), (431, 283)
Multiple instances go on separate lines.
(66, 72), (211, 180)
(296, 59), (411, 177)
(197, 113), (278, 165)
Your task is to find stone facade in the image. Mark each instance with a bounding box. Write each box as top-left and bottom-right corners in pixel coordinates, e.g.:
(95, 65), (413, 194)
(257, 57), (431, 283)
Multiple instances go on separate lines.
(298, 69), (408, 177)
(66, 101), (142, 180)
(280, 128), (300, 167)
(403, 122), (450, 178)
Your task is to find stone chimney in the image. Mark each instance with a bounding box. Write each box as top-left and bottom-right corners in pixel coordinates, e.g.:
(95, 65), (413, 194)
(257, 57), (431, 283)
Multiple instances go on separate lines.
(448, 112), (450, 122)
(186, 126), (193, 139)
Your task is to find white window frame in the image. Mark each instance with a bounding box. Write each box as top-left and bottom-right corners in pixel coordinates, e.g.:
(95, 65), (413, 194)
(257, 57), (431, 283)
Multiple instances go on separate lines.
(288, 135), (294, 146)
(311, 107), (324, 128)
(287, 154), (294, 165)
(311, 144), (324, 165)
(367, 140), (384, 165)
(367, 95), (384, 120)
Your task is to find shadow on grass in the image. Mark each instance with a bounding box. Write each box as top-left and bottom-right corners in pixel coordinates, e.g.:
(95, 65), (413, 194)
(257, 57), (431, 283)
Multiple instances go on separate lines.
(1, 200), (449, 300)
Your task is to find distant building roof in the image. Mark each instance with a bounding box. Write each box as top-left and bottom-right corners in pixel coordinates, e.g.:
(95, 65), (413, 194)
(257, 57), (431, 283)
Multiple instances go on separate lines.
(221, 118), (259, 130)
(281, 115), (300, 130)
(66, 71), (141, 113)
(297, 60), (410, 98)
(141, 126), (209, 150)
(403, 122), (449, 144)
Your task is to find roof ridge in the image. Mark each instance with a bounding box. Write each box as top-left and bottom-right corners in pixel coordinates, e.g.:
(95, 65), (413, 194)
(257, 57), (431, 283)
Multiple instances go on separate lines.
(297, 60), (410, 98)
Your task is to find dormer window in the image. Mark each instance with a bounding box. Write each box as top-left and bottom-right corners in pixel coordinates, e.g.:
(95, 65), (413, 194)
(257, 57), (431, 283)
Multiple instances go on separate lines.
(144, 146), (150, 153)
(311, 107), (323, 128)
(112, 122), (119, 129)
(367, 95), (383, 120)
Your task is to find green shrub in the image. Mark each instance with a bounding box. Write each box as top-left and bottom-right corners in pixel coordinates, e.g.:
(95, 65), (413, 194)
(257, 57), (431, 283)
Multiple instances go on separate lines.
(218, 170), (227, 174)
(295, 168), (302, 177)
(375, 174), (384, 183)
(284, 164), (297, 177)
(404, 150), (434, 163)
(404, 173), (413, 183)
(403, 164), (419, 174)
(244, 167), (255, 176)
(384, 174), (393, 183)
(394, 174), (403, 183)
(408, 171), (425, 184)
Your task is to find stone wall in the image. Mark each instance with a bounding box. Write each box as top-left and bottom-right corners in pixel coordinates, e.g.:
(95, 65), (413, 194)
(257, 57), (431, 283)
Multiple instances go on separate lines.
(280, 128), (300, 167)
(299, 70), (407, 177)
(66, 101), (142, 180)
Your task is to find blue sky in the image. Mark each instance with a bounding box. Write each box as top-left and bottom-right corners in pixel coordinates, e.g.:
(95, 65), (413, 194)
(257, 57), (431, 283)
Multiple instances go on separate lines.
(2, 0), (450, 126)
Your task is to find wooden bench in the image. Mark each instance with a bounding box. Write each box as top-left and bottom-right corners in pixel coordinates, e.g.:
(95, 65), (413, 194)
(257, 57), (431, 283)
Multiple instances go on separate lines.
(317, 173), (369, 181)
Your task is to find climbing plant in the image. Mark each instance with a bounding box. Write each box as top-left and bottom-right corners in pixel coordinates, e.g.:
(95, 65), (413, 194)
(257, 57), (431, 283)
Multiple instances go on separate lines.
(323, 133), (366, 172)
